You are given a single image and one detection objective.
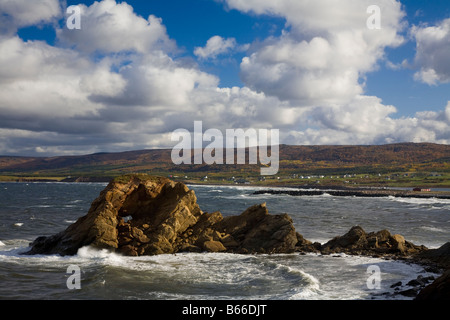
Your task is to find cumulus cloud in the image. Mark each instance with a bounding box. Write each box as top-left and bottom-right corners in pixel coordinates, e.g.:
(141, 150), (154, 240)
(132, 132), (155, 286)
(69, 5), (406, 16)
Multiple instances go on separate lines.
(193, 35), (249, 60)
(57, 0), (176, 54)
(227, 0), (405, 104)
(224, 0), (450, 145)
(412, 18), (450, 85)
(0, 0), (62, 34)
(0, 0), (238, 155)
(284, 99), (450, 145)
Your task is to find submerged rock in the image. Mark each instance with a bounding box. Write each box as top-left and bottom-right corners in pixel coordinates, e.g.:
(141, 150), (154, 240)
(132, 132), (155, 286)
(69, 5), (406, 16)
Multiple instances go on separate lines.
(25, 174), (299, 256)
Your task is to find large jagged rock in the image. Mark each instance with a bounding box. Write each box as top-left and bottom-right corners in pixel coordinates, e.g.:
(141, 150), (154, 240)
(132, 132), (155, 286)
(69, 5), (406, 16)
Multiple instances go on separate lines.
(214, 203), (299, 254)
(25, 174), (299, 256)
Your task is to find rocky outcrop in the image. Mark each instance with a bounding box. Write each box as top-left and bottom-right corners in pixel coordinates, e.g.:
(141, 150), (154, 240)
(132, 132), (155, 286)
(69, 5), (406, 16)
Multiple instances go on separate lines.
(414, 242), (450, 300)
(415, 270), (450, 300)
(318, 226), (427, 257)
(214, 203), (299, 254)
(415, 242), (450, 270)
(25, 174), (300, 256)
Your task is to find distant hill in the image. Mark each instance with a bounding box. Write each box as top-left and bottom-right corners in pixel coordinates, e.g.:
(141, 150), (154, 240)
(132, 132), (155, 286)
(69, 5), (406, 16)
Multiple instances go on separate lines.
(0, 143), (449, 179)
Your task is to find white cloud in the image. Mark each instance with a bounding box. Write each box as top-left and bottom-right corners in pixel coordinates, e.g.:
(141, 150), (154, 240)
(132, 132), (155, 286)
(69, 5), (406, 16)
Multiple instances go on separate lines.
(227, 0), (405, 104)
(0, 0), (62, 33)
(412, 18), (450, 85)
(194, 35), (240, 59)
(0, 0), (226, 155)
(221, 0), (449, 146)
(0, 36), (104, 120)
(285, 99), (450, 145)
(57, 0), (176, 54)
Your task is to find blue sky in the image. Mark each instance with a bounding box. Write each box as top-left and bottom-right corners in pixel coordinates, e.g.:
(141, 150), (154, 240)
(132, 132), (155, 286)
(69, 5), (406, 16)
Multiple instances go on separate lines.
(1, 0), (449, 156)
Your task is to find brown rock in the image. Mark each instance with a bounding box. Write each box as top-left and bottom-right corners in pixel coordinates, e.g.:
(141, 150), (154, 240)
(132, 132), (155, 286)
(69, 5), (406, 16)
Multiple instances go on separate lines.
(391, 234), (406, 253)
(321, 226), (368, 254)
(416, 270), (450, 300)
(25, 175), (201, 256)
(25, 174), (301, 256)
(203, 240), (227, 252)
(320, 226), (427, 256)
(415, 242), (450, 269)
(215, 203), (298, 253)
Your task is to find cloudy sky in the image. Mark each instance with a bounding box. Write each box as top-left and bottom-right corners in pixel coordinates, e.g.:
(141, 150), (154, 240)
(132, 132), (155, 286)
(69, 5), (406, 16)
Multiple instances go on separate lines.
(0, 0), (449, 156)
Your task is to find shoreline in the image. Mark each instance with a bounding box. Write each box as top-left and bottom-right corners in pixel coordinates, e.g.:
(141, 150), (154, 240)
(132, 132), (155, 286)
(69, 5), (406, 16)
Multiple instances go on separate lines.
(2, 178), (450, 199)
(252, 188), (450, 199)
(187, 182), (450, 199)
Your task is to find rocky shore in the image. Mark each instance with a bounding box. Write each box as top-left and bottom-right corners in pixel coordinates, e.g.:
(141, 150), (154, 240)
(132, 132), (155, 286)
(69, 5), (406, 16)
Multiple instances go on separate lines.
(24, 174), (449, 300)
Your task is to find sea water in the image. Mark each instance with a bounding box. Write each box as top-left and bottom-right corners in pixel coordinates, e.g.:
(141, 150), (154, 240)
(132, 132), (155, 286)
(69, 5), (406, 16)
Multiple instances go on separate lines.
(0, 182), (448, 300)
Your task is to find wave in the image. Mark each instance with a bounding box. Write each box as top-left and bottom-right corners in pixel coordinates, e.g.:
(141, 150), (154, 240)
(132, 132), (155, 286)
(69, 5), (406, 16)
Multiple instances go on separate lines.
(419, 226), (447, 233)
(68, 249), (323, 299)
(0, 244), (437, 300)
(275, 265), (321, 299)
(388, 196), (450, 206)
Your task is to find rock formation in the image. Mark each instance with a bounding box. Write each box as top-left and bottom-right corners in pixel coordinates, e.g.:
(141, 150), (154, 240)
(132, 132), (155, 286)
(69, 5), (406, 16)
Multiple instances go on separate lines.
(415, 269), (450, 300)
(318, 226), (427, 257)
(414, 242), (450, 300)
(25, 174), (431, 259)
(25, 174), (300, 256)
(415, 242), (450, 270)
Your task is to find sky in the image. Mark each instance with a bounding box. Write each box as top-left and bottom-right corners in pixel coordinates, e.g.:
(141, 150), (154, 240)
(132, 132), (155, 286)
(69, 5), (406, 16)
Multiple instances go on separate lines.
(0, 0), (449, 156)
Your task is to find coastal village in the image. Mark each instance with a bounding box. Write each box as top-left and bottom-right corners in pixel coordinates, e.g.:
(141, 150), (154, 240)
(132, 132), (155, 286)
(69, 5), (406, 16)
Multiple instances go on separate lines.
(170, 171), (446, 191)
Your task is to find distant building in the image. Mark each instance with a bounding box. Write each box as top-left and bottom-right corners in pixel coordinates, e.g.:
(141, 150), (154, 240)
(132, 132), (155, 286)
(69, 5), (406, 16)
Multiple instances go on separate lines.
(413, 188), (431, 192)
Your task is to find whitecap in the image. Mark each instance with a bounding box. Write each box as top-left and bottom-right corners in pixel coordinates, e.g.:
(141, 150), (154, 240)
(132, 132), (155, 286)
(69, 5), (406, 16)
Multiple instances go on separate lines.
(75, 246), (128, 267)
(14, 223), (23, 227)
(0, 240), (5, 246)
(285, 267), (321, 299)
(419, 226), (446, 233)
(389, 197), (450, 205)
(321, 193), (333, 197)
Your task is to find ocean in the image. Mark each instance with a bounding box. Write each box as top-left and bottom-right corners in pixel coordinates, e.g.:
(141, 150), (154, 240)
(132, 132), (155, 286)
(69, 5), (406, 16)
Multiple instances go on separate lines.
(0, 182), (449, 300)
